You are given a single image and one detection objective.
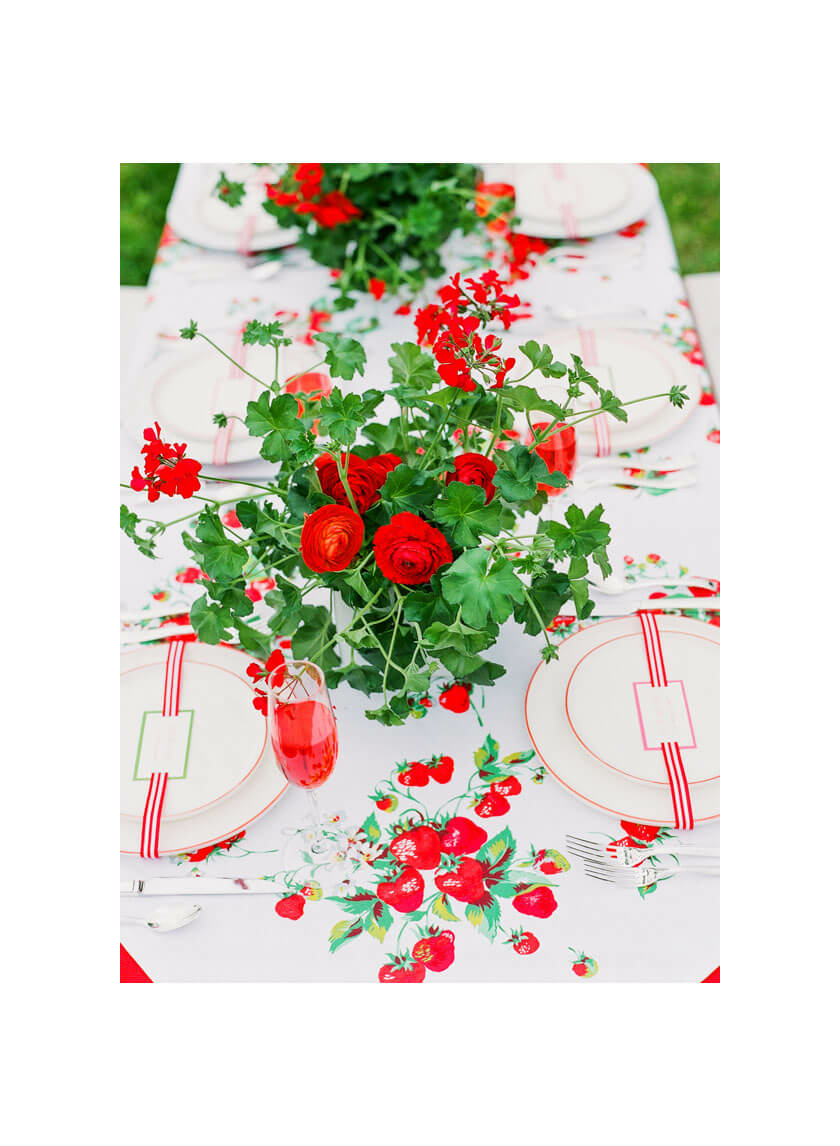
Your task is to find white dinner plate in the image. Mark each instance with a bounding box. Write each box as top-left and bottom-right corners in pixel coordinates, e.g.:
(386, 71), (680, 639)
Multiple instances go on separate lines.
(121, 642), (288, 855)
(167, 164), (300, 252)
(525, 616), (719, 825)
(507, 326), (701, 454)
(123, 333), (323, 465)
(483, 163), (658, 239)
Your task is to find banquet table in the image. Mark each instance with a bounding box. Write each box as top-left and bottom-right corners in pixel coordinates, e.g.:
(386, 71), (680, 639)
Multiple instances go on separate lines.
(120, 166), (720, 982)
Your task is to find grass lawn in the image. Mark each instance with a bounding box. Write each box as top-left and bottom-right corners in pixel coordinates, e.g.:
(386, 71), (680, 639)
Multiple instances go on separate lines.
(120, 163), (719, 286)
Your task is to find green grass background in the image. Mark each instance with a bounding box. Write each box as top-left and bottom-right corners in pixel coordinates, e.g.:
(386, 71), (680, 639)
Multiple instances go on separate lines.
(120, 163), (719, 287)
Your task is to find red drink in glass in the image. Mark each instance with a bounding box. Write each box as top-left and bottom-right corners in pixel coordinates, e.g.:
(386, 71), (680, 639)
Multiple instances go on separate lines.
(270, 698), (337, 789)
(529, 421), (577, 495)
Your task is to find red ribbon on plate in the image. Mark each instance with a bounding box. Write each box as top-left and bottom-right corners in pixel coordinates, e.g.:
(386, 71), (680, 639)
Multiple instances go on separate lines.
(139, 638), (187, 858)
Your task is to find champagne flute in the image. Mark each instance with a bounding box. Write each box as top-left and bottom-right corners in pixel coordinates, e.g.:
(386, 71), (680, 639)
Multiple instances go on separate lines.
(268, 660), (338, 854)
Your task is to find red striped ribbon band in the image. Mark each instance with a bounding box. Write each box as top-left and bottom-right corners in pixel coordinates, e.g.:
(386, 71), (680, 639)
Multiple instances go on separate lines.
(139, 637), (187, 858)
(578, 328), (611, 457)
(638, 611), (694, 830)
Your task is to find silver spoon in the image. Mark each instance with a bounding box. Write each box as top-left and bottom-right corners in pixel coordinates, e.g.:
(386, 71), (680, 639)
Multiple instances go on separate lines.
(121, 903), (202, 932)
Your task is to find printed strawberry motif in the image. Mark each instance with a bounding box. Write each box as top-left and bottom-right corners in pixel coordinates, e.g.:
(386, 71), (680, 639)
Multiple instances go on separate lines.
(439, 683), (471, 713)
(513, 885), (557, 918)
(389, 825), (442, 870)
(619, 821), (661, 843)
(378, 960), (426, 983)
(377, 867), (425, 913)
(397, 761), (430, 787)
(474, 790), (511, 818)
(435, 858), (486, 904)
(509, 930), (540, 955)
(569, 948), (598, 978)
(412, 929), (455, 972)
(275, 894), (305, 920)
(707, 428), (720, 444)
(299, 882), (322, 901)
(428, 755), (454, 784)
(535, 848), (570, 875)
(490, 775), (521, 797)
(607, 835), (645, 854)
(439, 816), (488, 856)
(375, 794), (398, 812)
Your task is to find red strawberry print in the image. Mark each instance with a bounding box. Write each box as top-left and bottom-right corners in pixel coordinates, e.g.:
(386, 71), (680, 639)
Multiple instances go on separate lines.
(687, 585), (719, 598)
(475, 790), (510, 818)
(389, 825), (442, 870)
(375, 795), (398, 812)
(377, 867), (425, 913)
(221, 510), (242, 528)
(439, 683), (471, 713)
(490, 775), (521, 797)
(274, 894), (305, 920)
(435, 858), (486, 904)
(439, 816), (488, 856)
(378, 960), (426, 983)
(397, 762), (430, 787)
(619, 821), (660, 843)
(707, 428), (720, 444)
(412, 930), (455, 972)
(606, 835), (644, 854)
(428, 755), (454, 783)
(511, 931), (540, 955)
(572, 960), (588, 977)
(513, 886), (557, 919)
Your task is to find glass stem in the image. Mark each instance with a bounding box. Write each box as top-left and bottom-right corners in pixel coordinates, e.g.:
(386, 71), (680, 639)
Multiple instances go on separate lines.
(307, 789), (329, 853)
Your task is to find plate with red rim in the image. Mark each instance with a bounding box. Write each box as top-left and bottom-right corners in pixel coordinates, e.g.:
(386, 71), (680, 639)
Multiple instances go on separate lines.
(123, 334), (323, 464)
(167, 164), (299, 252)
(524, 616), (719, 825)
(506, 326), (701, 454)
(120, 642), (288, 854)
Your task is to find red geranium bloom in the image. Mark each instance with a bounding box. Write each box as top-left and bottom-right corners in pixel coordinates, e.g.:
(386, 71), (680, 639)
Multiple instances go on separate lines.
(368, 277), (386, 300)
(246, 649), (287, 690)
(445, 452), (498, 503)
(130, 423), (202, 502)
(373, 512), (453, 585)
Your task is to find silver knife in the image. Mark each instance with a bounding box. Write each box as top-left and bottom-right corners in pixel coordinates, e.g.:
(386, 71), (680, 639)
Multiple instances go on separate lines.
(121, 876), (283, 896)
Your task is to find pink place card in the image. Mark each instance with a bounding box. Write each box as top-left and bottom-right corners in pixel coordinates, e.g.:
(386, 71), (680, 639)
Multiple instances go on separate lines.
(632, 681), (696, 750)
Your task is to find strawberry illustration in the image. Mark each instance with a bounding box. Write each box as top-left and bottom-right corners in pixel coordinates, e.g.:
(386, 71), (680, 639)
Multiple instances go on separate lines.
(412, 929), (455, 972)
(491, 775), (521, 797)
(536, 848), (570, 875)
(428, 755), (454, 784)
(299, 882), (322, 901)
(439, 683), (471, 713)
(606, 835), (645, 855)
(474, 790), (510, 818)
(569, 949), (598, 978)
(378, 960), (426, 983)
(377, 867), (425, 913)
(707, 428), (720, 444)
(389, 825), (442, 870)
(274, 894), (305, 920)
(619, 821), (661, 843)
(397, 762), (430, 787)
(510, 931), (540, 955)
(434, 858), (486, 904)
(513, 886), (557, 918)
(439, 816), (488, 856)
(375, 794), (398, 813)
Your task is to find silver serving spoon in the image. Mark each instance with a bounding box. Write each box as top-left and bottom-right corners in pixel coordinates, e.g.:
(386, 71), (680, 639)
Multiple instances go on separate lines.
(121, 903), (202, 932)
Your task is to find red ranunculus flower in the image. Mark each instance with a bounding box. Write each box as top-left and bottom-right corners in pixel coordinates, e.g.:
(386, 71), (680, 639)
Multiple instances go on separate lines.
(373, 512), (453, 586)
(368, 277), (386, 300)
(445, 452), (498, 504)
(315, 451), (401, 513)
(364, 452), (402, 487)
(300, 504), (365, 574)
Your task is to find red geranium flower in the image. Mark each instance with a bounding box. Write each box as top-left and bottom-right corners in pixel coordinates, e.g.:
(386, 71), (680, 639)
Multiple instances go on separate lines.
(300, 504), (365, 574)
(445, 452), (498, 503)
(368, 277), (386, 300)
(373, 512), (453, 585)
(129, 423), (202, 502)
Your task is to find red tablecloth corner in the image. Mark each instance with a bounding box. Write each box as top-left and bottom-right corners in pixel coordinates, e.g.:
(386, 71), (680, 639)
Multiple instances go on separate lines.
(121, 943), (153, 983)
(702, 966), (720, 983)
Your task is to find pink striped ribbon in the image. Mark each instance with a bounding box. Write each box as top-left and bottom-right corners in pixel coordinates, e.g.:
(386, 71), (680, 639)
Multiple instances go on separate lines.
(139, 638), (187, 858)
(637, 611), (694, 830)
(212, 323), (249, 465)
(578, 328), (611, 457)
(237, 213), (257, 256)
(551, 164), (579, 238)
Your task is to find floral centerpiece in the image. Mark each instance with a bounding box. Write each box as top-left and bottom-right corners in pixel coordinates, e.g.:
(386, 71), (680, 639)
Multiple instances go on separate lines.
(122, 270), (687, 726)
(215, 163), (508, 309)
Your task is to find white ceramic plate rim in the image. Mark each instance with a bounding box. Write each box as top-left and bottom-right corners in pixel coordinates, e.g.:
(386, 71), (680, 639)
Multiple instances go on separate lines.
(166, 164), (300, 252)
(511, 164), (658, 239)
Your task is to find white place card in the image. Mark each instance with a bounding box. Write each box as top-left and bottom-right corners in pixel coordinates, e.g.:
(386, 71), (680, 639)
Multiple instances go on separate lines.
(632, 681), (696, 750)
(133, 710), (194, 781)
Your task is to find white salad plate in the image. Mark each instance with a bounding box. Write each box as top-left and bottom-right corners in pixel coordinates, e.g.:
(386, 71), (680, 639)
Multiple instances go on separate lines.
(167, 163), (299, 252)
(121, 642), (288, 855)
(525, 615), (720, 825)
(123, 331), (324, 465)
(481, 163), (658, 239)
(507, 325), (701, 454)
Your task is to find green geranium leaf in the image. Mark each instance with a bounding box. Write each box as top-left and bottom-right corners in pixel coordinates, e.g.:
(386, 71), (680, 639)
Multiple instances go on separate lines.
(313, 332), (367, 381)
(432, 482), (503, 547)
(492, 444), (547, 501)
(316, 389), (382, 445)
(441, 548), (524, 629)
(388, 342), (439, 391)
(503, 385), (568, 420)
(513, 571), (573, 635)
(546, 502), (611, 559)
(183, 511), (247, 582)
(179, 319), (198, 340)
(120, 505), (157, 559)
(423, 616), (496, 654)
(234, 619), (272, 658)
(378, 464), (440, 513)
(291, 604), (339, 671)
(189, 596), (235, 644)
(243, 391), (307, 462)
(242, 319), (289, 347)
(518, 341), (568, 378)
(214, 172), (246, 208)
(669, 385), (689, 408)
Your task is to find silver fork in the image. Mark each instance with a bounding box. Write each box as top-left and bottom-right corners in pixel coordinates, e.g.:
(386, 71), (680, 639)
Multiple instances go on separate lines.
(582, 861), (719, 887)
(566, 834), (719, 867)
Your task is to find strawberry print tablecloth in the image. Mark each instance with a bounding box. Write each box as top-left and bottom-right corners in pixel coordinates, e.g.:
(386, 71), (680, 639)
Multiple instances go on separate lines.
(120, 166), (719, 982)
